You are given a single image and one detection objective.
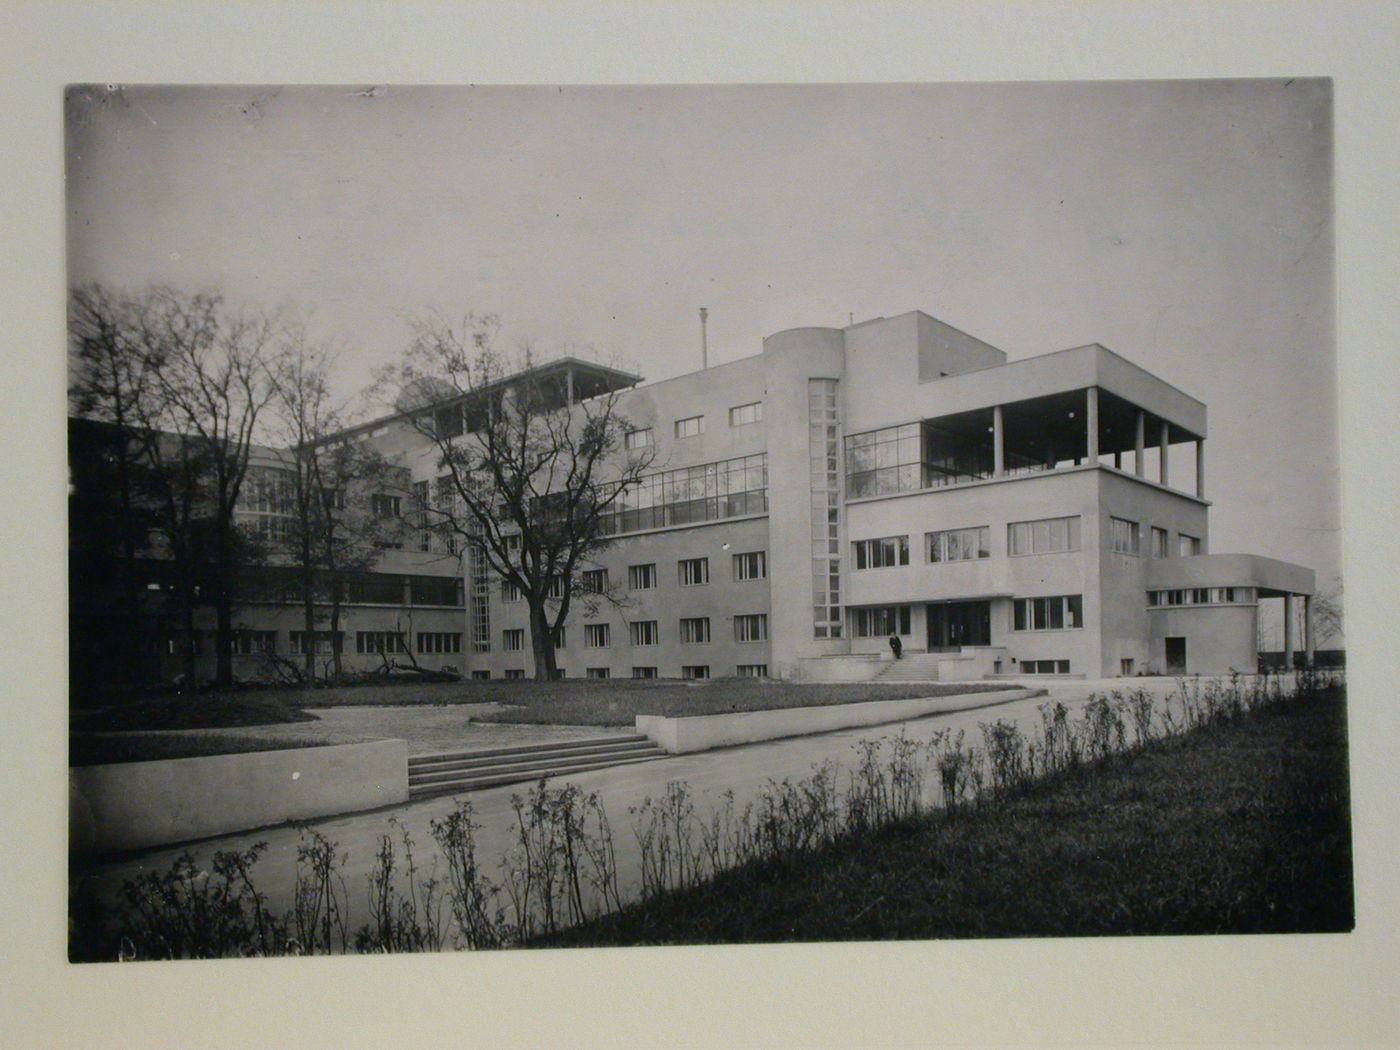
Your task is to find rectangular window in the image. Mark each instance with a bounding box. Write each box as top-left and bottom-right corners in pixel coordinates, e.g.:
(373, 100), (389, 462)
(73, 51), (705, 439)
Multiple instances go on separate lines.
(624, 427), (654, 450)
(1012, 595), (1083, 632)
(584, 623), (611, 648)
(1120, 658), (1136, 676)
(851, 606), (912, 637)
(852, 535), (910, 570)
(630, 620), (659, 646)
(1021, 659), (1071, 675)
(674, 415), (704, 439)
(416, 632), (462, 654)
(733, 550), (767, 581)
(356, 631), (408, 655)
(552, 625), (566, 649)
(501, 579), (521, 603)
(503, 629), (525, 652)
(728, 401), (763, 427)
(628, 563), (657, 590)
(1151, 526), (1170, 559)
(586, 667), (611, 680)
(681, 665), (710, 680)
(927, 526), (991, 563)
(1110, 517), (1141, 556)
(678, 557), (710, 586)
(546, 577), (567, 600)
(597, 453), (768, 536)
(1008, 516), (1081, 556)
(734, 614), (768, 643)
(371, 493), (401, 518)
(1179, 533), (1201, 557)
(581, 568), (608, 594)
(631, 666), (658, 679)
(471, 670), (491, 680)
(290, 630), (343, 655)
(736, 664), (769, 678)
(679, 617), (711, 644)
(235, 630), (278, 655)
(504, 669), (525, 680)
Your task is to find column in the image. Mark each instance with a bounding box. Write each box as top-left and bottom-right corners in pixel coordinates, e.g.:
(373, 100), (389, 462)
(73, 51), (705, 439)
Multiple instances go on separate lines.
(565, 366), (575, 406)
(992, 404), (1005, 477)
(1304, 595), (1316, 667)
(1114, 450), (1122, 470)
(1134, 410), (1146, 477)
(1086, 387), (1100, 462)
(1282, 594), (1295, 672)
(1196, 439), (1206, 498)
(1159, 421), (1170, 487)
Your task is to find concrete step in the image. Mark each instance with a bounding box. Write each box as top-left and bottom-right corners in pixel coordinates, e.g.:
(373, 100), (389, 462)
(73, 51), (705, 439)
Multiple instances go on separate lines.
(409, 743), (667, 786)
(409, 737), (658, 774)
(407, 752), (669, 800)
(875, 657), (943, 682)
(407, 733), (651, 768)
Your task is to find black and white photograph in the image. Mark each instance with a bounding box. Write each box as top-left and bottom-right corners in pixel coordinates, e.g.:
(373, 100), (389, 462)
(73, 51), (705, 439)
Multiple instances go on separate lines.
(4, 3), (1399, 1047)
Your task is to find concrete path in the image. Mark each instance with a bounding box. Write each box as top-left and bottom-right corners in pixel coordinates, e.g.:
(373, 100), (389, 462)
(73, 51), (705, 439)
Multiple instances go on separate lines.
(68, 675), (1216, 944)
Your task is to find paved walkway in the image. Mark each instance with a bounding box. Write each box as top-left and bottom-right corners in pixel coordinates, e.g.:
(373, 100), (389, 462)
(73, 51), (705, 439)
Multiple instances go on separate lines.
(70, 676), (1199, 941)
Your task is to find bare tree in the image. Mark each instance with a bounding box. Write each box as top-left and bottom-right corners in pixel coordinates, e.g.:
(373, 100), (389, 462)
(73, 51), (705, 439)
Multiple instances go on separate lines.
(382, 315), (654, 680)
(1311, 578), (1344, 648)
(264, 337), (404, 683)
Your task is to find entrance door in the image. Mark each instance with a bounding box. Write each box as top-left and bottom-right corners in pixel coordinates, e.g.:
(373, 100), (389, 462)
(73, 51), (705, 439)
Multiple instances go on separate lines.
(927, 601), (992, 651)
(1165, 637), (1187, 675)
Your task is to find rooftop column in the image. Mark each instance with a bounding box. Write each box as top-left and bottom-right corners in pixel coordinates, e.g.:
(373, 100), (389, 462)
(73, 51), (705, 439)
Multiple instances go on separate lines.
(1159, 421), (1170, 487)
(1086, 387), (1100, 462)
(1282, 594), (1296, 672)
(1196, 439), (1206, 499)
(1304, 595), (1316, 668)
(566, 366), (575, 406)
(992, 404), (1005, 478)
(1134, 410), (1146, 477)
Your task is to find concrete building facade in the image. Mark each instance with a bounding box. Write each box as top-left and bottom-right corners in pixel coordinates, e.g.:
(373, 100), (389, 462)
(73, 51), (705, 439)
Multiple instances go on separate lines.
(76, 310), (1314, 686)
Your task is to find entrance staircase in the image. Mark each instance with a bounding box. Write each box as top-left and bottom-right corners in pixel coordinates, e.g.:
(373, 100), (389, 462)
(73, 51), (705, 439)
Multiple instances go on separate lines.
(873, 653), (945, 683)
(407, 734), (669, 801)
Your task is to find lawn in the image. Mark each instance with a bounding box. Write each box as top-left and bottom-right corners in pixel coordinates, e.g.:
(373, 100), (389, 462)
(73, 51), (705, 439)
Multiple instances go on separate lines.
(544, 685), (1353, 944)
(70, 679), (1009, 731)
(69, 732), (336, 767)
(465, 679), (1011, 727)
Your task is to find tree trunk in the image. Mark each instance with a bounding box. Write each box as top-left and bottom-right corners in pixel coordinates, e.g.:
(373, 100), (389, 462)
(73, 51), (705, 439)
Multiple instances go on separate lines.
(330, 601), (344, 681)
(528, 600), (557, 681)
(214, 520), (235, 688)
(301, 533), (316, 686)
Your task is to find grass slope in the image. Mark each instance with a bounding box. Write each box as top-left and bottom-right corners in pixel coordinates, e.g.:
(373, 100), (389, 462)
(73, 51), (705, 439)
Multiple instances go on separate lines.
(69, 732), (335, 767)
(545, 688), (1353, 944)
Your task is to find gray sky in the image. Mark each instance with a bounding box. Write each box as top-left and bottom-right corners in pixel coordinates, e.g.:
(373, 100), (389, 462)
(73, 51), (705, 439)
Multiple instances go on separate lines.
(65, 80), (1339, 593)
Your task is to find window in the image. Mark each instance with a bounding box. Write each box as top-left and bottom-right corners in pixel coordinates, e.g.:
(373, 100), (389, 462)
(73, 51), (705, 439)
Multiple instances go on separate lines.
(235, 630), (278, 655)
(625, 427), (654, 450)
(1120, 658), (1136, 676)
(729, 401), (763, 427)
(546, 577), (567, 600)
(628, 563), (657, 590)
(552, 625), (566, 649)
(678, 557), (709, 586)
(681, 665), (710, 680)
(1109, 517), (1140, 556)
(598, 453), (768, 535)
(289, 630), (343, 655)
(927, 526), (990, 563)
(852, 606), (912, 637)
(417, 632), (462, 654)
(630, 620), (659, 646)
(1148, 587), (1256, 607)
(734, 614), (768, 643)
(1179, 533), (1201, 557)
(584, 623), (611, 648)
(1151, 527), (1170, 559)
(733, 550), (767, 581)
(586, 667), (611, 680)
(411, 575), (465, 607)
(852, 535), (909, 570)
(632, 666), (658, 679)
(1008, 516), (1081, 556)
(504, 669), (525, 680)
(679, 617), (711, 644)
(1021, 659), (1071, 675)
(356, 631), (408, 654)
(1012, 595), (1084, 631)
(503, 629), (525, 652)
(502, 580), (521, 603)
(471, 670), (491, 680)
(809, 378), (842, 639)
(674, 415), (704, 439)
(581, 568), (608, 594)
(737, 664), (768, 678)
(371, 493), (401, 518)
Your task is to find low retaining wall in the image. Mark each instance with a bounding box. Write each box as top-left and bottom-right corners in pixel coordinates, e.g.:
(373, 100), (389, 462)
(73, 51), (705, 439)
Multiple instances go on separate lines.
(635, 688), (1037, 754)
(69, 739), (409, 857)
(795, 655), (885, 682)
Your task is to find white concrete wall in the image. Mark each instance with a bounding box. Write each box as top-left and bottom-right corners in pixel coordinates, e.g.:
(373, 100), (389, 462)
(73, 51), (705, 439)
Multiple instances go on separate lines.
(69, 739), (409, 856)
(1148, 604), (1259, 675)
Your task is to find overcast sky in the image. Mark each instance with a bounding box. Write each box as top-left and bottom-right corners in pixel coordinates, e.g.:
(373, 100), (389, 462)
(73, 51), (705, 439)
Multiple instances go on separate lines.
(65, 80), (1338, 593)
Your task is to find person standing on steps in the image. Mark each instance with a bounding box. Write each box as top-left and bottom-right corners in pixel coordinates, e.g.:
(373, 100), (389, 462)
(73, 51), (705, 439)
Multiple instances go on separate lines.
(889, 634), (903, 660)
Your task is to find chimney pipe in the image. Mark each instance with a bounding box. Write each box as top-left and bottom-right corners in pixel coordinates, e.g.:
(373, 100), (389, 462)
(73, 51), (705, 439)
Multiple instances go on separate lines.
(699, 307), (709, 369)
